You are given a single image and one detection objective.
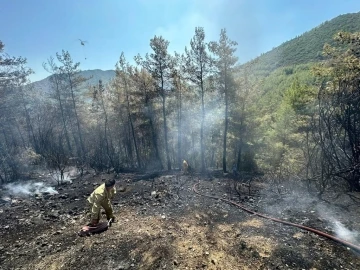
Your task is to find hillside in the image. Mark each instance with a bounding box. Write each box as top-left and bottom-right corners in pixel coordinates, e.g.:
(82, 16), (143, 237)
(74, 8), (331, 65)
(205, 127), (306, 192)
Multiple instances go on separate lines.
(242, 11), (360, 76)
(31, 69), (115, 93)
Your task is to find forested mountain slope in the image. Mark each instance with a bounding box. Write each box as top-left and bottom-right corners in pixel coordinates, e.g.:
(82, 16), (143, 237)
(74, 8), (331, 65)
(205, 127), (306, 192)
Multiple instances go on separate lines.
(242, 12), (360, 76)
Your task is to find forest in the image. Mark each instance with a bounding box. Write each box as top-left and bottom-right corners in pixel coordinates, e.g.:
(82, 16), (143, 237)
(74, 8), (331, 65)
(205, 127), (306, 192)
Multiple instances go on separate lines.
(3, 7), (360, 268)
(1, 22), (360, 197)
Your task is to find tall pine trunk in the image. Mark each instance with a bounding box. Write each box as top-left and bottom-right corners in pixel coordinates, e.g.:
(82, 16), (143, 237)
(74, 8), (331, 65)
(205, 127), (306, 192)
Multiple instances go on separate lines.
(149, 104), (163, 169)
(124, 81), (141, 168)
(223, 90), (228, 172)
(162, 79), (171, 170)
(177, 83), (182, 170)
(222, 67), (228, 172)
(99, 92), (114, 169)
(200, 78), (205, 173)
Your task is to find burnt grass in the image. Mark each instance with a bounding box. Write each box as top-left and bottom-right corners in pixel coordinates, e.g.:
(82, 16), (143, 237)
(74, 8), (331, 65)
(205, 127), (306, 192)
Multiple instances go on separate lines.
(1, 170), (360, 270)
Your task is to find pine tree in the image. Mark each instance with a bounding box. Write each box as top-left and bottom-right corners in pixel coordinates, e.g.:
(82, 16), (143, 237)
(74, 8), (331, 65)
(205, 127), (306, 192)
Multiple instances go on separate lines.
(209, 29), (238, 172)
(184, 27), (212, 172)
(135, 36), (173, 170)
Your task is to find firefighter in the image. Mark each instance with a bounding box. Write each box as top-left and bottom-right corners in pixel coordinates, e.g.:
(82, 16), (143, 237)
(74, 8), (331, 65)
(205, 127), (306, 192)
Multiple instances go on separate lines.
(232, 163), (239, 179)
(87, 179), (116, 226)
(182, 160), (189, 174)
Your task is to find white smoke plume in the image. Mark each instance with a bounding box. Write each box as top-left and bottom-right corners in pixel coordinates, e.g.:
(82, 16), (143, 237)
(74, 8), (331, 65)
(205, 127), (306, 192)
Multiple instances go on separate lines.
(316, 204), (360, 245)
(50, 166), (79, 184)
(262, 189), (360, 245)
(5, 182), (58, 197)
(333, 220), (359, 244)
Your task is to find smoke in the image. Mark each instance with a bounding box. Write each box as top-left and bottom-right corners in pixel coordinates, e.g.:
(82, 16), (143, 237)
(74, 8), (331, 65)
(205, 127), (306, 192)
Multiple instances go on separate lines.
(172, 93), (223, 169)
(262, 186), (360, 245)
(316, 204), (360, 245)
(263, 187), (318, 217)
(333, 220), (359, 244)
(5, 182), (58, 197)
(50, 167), (79, 184)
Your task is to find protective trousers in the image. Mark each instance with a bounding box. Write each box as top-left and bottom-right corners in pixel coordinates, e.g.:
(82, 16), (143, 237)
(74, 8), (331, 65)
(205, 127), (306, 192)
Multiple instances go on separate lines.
(88, 201), (114, 220)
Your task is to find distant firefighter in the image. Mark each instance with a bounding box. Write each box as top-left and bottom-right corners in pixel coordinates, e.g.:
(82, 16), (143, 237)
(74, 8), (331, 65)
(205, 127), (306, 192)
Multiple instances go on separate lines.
(182, 160), (189, 174)
(232, 163), (239, 179)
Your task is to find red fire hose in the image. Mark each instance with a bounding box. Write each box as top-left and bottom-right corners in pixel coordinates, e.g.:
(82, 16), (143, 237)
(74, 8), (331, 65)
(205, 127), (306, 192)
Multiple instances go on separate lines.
(193, 182), (360, 253)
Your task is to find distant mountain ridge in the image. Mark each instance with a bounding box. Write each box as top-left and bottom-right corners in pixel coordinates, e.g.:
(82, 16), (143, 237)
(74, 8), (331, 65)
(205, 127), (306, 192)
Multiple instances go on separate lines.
(31, 69), (116, 92)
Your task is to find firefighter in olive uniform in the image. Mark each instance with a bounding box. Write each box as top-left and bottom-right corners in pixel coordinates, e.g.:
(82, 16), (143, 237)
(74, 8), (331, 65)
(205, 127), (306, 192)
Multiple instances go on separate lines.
(182, 160), (189, 174)
(87, 179), (116, 226)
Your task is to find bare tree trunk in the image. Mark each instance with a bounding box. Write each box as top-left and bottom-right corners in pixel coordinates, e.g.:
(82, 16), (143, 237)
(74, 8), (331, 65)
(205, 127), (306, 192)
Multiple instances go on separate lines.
(122, 76), (141, 169)
(223, 86), (228, 172)
(200, 78), (205, 173)
(53, 75), (72, 154)
(237, 139), (242, 171)
(177, 83), (182, 170)
(162, 95), (171, 170)
(57, 93), (72, 154)
(128, 111), (141, 168)
(19, 88), (38, 151)
(44, 60), (73, 154)
(67, 73), (85, 160)
(161, 77), (171, 171)
(149, 105), (163, 169)
(222, 67), (229, 173)
(126, 120), (134, 168)
(99, 90), (114, 169)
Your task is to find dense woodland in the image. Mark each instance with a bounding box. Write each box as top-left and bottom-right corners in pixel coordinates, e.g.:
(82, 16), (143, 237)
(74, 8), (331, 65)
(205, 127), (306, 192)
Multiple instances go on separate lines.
(1, 12), (360, 195)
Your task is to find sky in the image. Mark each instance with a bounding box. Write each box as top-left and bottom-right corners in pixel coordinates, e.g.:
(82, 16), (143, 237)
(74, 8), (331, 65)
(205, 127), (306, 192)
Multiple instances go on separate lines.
(2, 0), (360, 82)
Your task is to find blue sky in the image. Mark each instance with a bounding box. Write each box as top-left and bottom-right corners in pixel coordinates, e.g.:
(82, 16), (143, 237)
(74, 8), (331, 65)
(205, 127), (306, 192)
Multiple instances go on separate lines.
(2, 0), (360, 82)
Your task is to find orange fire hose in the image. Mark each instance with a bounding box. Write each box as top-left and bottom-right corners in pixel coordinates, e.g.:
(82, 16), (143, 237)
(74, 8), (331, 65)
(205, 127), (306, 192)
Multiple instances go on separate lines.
(193, 182), (360, 253)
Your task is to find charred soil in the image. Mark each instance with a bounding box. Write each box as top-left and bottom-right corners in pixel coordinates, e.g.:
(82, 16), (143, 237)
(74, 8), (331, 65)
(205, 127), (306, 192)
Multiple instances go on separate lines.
(1, 171), (360, 270)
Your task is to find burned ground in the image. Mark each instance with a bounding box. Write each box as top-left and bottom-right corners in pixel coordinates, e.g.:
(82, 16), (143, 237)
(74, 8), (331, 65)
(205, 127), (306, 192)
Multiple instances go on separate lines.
(1, 171), (360, 270)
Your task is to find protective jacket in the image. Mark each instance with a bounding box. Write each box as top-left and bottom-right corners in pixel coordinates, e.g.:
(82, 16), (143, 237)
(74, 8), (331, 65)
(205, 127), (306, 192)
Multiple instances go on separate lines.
(87, 183), (116, 220)
(182, 160), (189, 173)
